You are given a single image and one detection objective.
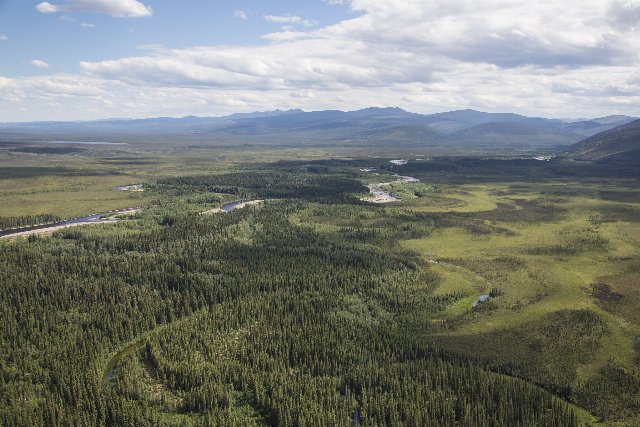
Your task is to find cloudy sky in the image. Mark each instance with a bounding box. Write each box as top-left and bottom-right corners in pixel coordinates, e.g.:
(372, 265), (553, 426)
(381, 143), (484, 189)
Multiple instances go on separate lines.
(1, 0), (639, 121)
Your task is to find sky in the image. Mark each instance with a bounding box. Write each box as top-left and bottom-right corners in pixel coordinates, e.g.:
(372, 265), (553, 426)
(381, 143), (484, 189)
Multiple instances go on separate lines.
(0, 0), (639, 122)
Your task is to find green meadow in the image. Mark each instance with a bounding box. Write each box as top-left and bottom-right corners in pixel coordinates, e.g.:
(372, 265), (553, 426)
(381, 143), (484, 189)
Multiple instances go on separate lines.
(293, 161), (640, 425)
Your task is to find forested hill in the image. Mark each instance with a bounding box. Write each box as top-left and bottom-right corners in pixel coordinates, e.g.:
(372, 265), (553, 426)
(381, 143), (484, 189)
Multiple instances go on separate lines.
(567, 119), (640, 161)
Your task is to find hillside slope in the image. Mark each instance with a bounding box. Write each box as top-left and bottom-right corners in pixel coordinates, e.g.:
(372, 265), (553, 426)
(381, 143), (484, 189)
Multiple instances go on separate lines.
(451, 122), (583, 148)
(569, 119), (640, 161)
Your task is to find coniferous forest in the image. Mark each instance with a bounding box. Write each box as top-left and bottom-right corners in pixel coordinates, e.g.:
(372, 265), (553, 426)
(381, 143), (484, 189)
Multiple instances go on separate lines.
(3, 0), (640, 424)
(1, 159), (639, 426)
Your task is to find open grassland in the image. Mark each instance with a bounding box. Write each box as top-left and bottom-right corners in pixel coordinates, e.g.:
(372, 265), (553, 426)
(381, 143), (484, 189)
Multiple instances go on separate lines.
(394, 179), (640, 425)
(400, 182), (640, 328)
(0, 144), (336, 221)
(0, 174), (150, 219)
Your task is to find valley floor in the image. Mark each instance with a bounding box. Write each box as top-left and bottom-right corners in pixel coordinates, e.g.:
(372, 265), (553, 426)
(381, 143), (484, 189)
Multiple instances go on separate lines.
(1, 155), (639, 425)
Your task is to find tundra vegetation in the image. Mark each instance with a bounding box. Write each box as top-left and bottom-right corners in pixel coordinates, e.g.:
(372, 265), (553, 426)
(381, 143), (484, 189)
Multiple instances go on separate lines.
(0, 148), (639, 425)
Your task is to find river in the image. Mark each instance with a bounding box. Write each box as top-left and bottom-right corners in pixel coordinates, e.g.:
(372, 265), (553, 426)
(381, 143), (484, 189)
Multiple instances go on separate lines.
(362, 174), (419, 203)
(0, 208), (143, 239)
(221, 199), (266, 211)
(1, 199), (269, 239)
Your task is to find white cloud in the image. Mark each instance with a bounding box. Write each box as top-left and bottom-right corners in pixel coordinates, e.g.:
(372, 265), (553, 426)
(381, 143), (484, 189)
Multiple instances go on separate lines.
(35, 0), (152, 18)
(37, 79), (105, 96)
(264, 14), (318, 29)
(2, 68), (639, 122)
(5, 0), (640, 121)
(35, 2), (59, 13)
(137, 44), (164, 52)
(234, 10), (247, 20)
(264, 15), (303, 24)
(330, 0), (638, 68)
(0, 75), (105, 98)
(31, 60), (50, 68)
(0, 34), (7, 41)
(58, 14), (95, 27)
(80, 36), (433, 90)
(261, 31), (309, 42)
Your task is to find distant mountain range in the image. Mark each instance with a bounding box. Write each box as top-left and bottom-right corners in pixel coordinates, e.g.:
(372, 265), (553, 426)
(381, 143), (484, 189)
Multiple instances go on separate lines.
(1, 108), (636, 151)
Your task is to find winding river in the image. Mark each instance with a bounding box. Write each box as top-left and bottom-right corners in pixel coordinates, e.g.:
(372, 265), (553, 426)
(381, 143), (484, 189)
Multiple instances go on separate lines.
(1, 170), (419, 241)
(0, 208), (143, 239)
(1, 199), (270, 240)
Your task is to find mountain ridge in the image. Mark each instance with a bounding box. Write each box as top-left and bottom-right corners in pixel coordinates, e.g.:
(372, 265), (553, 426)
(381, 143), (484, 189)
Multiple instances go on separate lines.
(568, 119), (640, 161)
(1, 107), (636, 151)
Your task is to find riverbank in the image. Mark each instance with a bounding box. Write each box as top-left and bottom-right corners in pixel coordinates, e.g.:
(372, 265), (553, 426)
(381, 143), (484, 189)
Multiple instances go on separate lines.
(361, 174), (419, 203)
(0, 208), (143, 240)
(202, 199), (268, 215)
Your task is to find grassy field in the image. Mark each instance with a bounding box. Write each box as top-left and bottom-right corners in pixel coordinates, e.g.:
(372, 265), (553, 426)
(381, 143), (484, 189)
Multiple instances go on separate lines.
(291, 163), (640, 424)
(391, 179), (640, 424)
(0, 143), (336, 219)
(401, 182), (640, 346)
